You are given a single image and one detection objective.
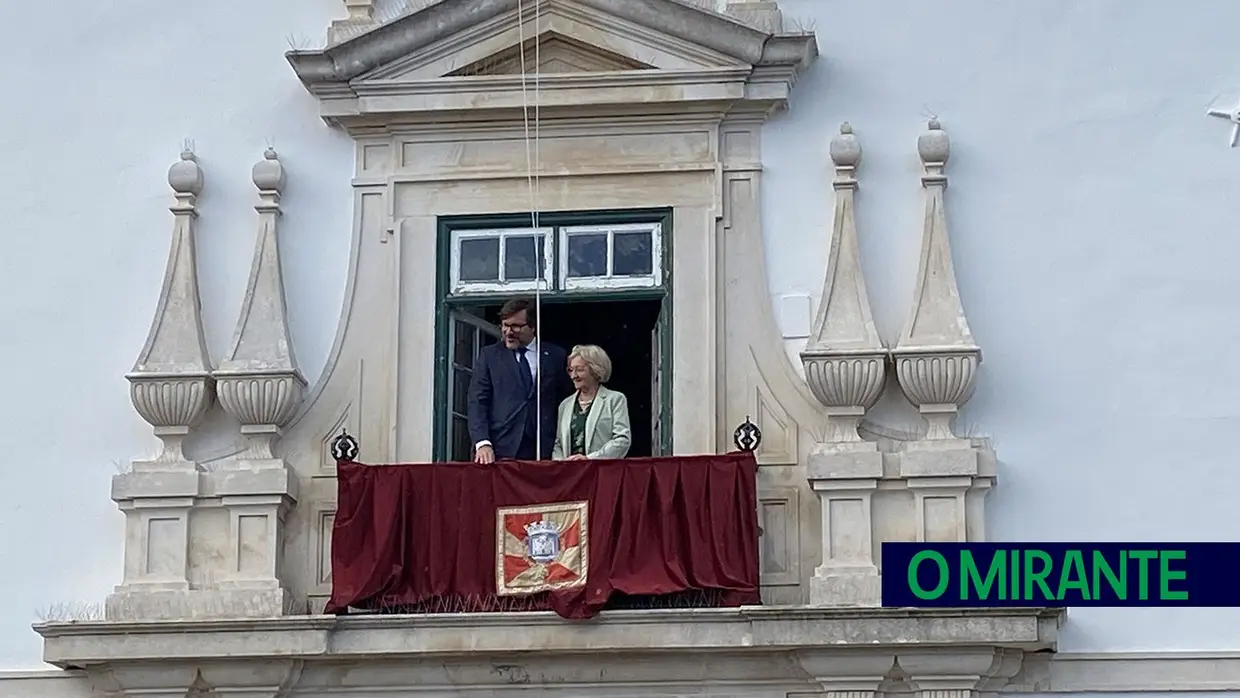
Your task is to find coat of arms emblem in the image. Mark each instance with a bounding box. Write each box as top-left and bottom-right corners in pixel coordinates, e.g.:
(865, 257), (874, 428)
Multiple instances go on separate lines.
(495, 501), (589, 596)
(525, 519), (560, 563)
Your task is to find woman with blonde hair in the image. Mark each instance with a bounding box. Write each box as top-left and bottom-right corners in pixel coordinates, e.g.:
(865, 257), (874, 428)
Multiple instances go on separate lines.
(552, 344), (631, 460)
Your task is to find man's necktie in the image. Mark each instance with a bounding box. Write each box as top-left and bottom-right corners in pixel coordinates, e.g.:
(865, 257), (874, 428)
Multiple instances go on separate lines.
(517, 347), (534, 392)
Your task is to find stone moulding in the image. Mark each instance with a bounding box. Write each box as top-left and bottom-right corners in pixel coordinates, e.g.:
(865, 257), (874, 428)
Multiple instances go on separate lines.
(21, 648), (1240, 694)
(35, 607), (1063, 694)
(286, 0), (816, 126)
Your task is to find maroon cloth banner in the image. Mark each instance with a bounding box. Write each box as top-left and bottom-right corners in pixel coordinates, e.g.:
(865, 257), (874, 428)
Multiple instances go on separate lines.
(325, 453), (761, 619)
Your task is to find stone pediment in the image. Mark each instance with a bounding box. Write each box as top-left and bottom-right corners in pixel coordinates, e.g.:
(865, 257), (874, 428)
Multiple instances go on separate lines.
(447, 32), (655, 76)
(287, 0), (817, 126)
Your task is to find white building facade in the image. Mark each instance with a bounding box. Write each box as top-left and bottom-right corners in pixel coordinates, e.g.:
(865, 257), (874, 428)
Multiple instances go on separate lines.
(2, 0), (1240, 695)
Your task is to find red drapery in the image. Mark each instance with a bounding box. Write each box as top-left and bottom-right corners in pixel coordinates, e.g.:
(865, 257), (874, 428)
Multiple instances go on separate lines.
(326, 453), (761, 619)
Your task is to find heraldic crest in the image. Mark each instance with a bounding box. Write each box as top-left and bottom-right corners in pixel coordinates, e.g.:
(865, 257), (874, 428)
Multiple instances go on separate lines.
(496, 501), (589, 596)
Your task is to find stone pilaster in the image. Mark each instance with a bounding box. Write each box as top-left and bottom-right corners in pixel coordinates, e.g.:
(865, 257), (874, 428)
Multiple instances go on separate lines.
(891, 120), (994, 543)
(109, 150), (213, 615)
(208, 148), (303, 615)
(801, 124), (887, 605)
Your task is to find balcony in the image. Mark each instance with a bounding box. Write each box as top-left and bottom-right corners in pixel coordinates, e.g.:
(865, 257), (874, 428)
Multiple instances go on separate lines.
(35, 425), (1063, 696)
(324, 429), (762, 620)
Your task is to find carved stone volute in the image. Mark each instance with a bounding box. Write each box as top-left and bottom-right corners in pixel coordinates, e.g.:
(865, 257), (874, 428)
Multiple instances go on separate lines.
(125, 149), (215, 471)
(892, 119), (982, 440)
(213, 148), (307, 468)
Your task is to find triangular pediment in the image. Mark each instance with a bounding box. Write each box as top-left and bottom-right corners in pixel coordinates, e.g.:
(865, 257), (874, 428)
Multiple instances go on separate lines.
(287, 0), (817, 123)
(447, 32), (655, 77)
(338, 0), (763, 84)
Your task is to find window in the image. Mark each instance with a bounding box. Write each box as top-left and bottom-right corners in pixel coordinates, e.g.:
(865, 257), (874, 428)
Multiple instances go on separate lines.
(434, 210), (673, 464)
(449, 227), (554, 294)
(445, 311), (501, 458)
(447, 221), (663, 297)
(560, 223), (662, 290)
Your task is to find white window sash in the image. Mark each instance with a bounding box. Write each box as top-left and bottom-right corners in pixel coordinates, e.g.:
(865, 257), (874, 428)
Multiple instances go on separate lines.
(558, 222), (662, 291)
(449, 227), (554, 295)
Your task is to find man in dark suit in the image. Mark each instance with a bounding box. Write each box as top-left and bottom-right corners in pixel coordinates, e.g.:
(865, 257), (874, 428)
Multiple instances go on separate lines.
(467, 298), (572, 463)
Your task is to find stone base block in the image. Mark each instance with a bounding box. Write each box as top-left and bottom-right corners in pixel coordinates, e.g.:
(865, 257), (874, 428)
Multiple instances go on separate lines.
(808, 448), (883, 481)
(105, 587), (294, 621)
(899, 441), (979, 478)
(210, 464), (298, 499)
(810, 570), (881, 607)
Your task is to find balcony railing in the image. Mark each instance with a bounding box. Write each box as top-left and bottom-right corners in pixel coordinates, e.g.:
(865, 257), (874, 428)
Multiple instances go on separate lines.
(326, 419), (764, 618)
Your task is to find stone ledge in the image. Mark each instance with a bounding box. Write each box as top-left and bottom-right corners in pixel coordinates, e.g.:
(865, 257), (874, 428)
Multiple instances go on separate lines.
(1012, 650), (1240, 693)
(16, 650), (1240, 695)
(37, 606), (1062, 668)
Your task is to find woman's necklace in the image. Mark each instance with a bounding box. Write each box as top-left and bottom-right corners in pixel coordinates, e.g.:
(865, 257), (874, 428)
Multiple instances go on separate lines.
(578, 391), (595, 409)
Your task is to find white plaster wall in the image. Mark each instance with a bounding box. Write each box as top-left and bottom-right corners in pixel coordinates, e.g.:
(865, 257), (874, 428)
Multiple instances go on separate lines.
(0, 0), (1237, 673)
(0, 0), (353, 668)
(765, 0), (1240, 653)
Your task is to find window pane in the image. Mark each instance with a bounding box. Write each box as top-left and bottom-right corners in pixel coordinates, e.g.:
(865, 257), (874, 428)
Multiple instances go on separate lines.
(566, 233), (608, 277)
(452, 368), (472, 414)
(458, 237), (500, 282)
(451, 415), (471, 462)
(504, 235), (544, 281)
(453, 321), (476, 367)
(612, 231), (653, 276)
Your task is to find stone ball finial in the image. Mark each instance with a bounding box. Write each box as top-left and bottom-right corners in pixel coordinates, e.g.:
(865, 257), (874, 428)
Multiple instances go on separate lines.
(252, 147), (285, 192)
(829, 122), (862, 167)
(168, 150), (203, 195)
(917, 119), (950, 163)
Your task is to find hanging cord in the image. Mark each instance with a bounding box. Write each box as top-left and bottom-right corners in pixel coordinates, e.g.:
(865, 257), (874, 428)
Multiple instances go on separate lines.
(516, 0), (545, 458)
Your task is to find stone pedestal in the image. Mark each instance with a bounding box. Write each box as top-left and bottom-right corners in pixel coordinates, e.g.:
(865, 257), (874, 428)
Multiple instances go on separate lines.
(899, 438), (994, 543)
(901, 439), (977, 542)
(109, 468), (201, 602)
(209, 466), (299, 616)
(204, 148), (305, 617)
(808, 442), (883, 606)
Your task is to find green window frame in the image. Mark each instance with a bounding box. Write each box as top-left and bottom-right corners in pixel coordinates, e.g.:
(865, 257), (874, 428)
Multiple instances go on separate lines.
(432, 208), (674, 462)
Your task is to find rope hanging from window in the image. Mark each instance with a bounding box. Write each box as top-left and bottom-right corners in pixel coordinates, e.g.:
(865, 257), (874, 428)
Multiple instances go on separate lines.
(516, 0), (545, 458)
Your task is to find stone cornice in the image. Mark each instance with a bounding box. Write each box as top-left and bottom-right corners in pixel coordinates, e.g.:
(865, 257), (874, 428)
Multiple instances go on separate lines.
(286, 0), (817, 127)
(36, 607), (1062, 669)
(16, 649), (1240, 694)
(288, 0), (777, 87)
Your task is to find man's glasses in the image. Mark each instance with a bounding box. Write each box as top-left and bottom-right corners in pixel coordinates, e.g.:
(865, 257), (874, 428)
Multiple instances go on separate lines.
(501, 322), (529, 332)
